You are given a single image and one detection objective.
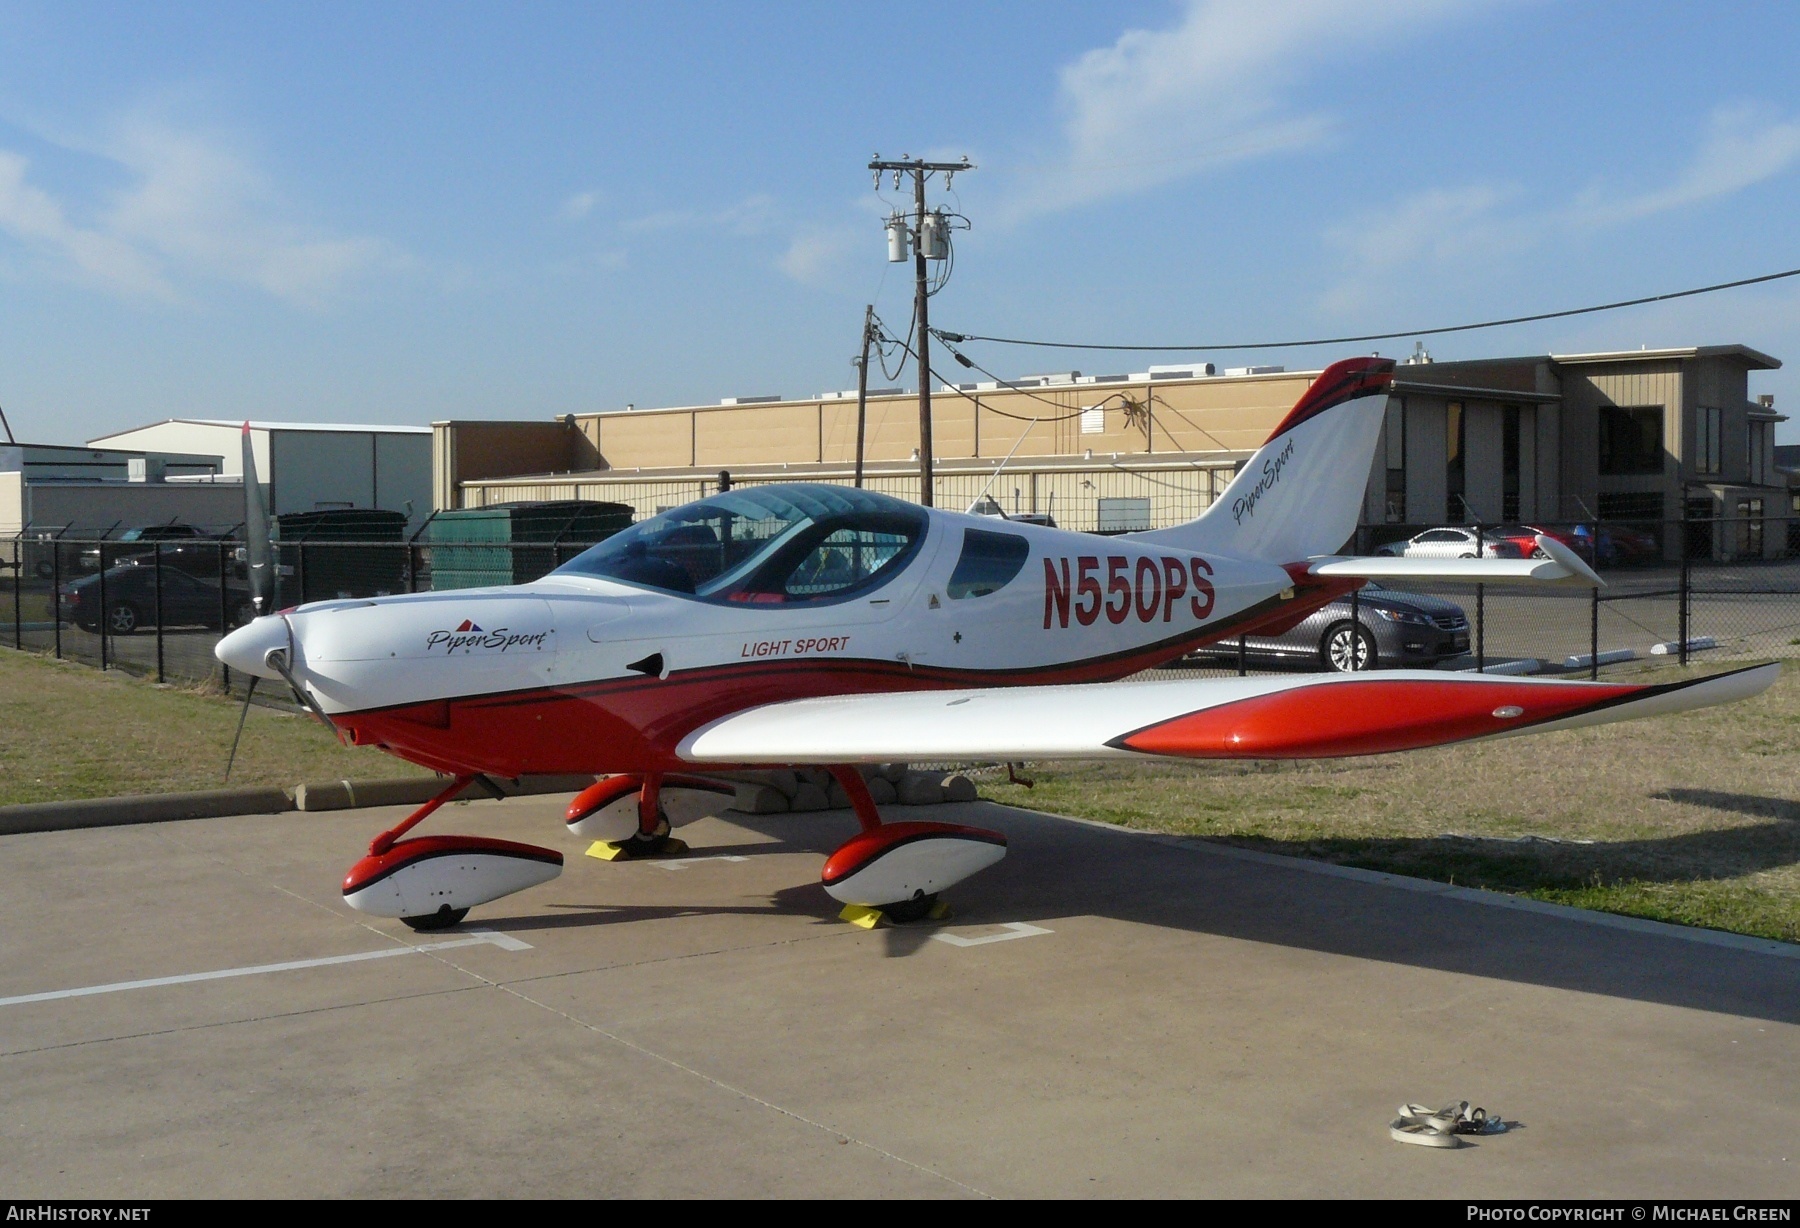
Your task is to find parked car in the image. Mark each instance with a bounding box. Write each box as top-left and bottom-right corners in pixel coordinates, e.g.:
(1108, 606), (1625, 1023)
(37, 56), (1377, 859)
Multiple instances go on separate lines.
(59, 564), (254, 634)
(1372, 527), (1523, 559)
(1189, 581), (1470, 672)
(1480, 525), (1563, 560)
(1595, 524), (1660, 566)
(78, 524), (230, 577)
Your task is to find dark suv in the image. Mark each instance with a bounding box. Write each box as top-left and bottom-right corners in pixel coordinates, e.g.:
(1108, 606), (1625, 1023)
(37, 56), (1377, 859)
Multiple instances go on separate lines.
(1192, 581), (1470, 672)
(78, 525), (228, 577)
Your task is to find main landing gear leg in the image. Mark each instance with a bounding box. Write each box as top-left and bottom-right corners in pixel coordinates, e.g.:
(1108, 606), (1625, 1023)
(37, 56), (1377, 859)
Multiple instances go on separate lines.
(596, 771), (691, 861)
(822, 767), (1009, 927)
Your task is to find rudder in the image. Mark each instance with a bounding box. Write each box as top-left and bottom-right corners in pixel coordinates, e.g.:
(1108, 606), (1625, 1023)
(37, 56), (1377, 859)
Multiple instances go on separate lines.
(1134, 356), (1394, 563)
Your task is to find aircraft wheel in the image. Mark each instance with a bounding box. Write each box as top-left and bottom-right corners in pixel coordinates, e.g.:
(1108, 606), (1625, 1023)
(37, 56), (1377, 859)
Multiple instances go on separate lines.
(1322, 621), (1377, 673)
(1458, 552), (1476, 559)
(401, 905), (470, 932)
(878, 893), (941, 924)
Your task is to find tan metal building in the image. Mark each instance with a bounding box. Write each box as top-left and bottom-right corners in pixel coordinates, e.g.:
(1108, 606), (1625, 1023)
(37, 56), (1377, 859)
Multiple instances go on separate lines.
(434, 343), (1784, 560)
(437, 367), (1313, 535)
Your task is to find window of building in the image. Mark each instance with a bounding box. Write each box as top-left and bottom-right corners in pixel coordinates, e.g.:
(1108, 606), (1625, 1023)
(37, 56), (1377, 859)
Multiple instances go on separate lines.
(1748, 419), (1770, 486)
(946, 528), (1031, 599)
(1502, 404), (1521, 521)
(1384, 399), (1406, 522)
(1597, 405), (1663, 475)
(1095, 496), (1152, 534)
(1738, 498), (1764, 557)
(1445, 401), (1465, 518)
(1696, 406), (1722, 475)
(1597, 492), (1664, 521)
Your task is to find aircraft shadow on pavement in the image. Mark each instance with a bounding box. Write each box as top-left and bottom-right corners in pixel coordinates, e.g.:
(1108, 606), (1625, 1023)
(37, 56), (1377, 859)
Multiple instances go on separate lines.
(707, 802), (1800, 1024)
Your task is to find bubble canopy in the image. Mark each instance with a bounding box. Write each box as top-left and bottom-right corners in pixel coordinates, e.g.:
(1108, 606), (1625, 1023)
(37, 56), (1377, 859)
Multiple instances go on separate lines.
(553, 483), (931, 605)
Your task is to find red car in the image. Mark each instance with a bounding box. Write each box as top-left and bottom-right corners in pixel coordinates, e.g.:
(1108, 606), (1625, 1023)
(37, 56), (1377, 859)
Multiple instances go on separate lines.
(1485, 525), (1595, 562)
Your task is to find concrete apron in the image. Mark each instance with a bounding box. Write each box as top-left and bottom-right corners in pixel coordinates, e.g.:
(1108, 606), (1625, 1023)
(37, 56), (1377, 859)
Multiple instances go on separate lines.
(0, 796), (1795, 1198)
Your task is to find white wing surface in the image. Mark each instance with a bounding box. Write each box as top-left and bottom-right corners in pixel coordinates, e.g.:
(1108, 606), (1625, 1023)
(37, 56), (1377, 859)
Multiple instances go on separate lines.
(679, 664), (1775, 765)
(1310, 536), (1604, 587)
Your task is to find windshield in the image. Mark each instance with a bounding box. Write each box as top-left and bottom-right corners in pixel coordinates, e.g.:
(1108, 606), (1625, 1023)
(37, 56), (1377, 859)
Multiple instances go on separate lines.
(553, 484), (929, 604)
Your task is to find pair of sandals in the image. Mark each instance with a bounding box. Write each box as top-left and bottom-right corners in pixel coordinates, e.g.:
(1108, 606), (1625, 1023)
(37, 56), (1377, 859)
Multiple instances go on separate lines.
(1388, 1101), (1506, 1148)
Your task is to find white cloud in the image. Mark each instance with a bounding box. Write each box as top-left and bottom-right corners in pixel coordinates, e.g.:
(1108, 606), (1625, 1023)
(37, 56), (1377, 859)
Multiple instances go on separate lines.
(0, 150), (174, 299)
(778, 225), (860, 286)
(621, 193), (777, 236)
(1323, 101), (1800, 310)
(1328, 183), (1524, 270)
(560, 189), (602, 220)
(1002, 0), (1479, 219)
(0, 110), (393, 307)
(1573, 102), (1800, 225)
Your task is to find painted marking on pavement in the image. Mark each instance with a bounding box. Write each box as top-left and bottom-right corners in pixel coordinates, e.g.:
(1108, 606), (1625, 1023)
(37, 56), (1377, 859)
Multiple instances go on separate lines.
(0, 930), (532, 1008)
(656, 855), (750, 871)
(932, 922), (1053, 948)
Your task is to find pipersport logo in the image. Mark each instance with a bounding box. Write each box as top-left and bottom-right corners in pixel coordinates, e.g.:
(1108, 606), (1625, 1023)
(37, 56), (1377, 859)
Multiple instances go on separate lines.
(1231, 435), (1294, 526)
(426, 620), (550, 654)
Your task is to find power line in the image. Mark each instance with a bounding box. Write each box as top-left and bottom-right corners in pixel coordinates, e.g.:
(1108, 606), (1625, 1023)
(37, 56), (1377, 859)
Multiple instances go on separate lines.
(935, 265), (1800, 354)
(882, 328), (1090, 422)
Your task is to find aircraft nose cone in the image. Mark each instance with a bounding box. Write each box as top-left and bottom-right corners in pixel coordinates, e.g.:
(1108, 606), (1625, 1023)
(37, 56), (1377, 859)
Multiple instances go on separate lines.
(216, 615), (290, 678)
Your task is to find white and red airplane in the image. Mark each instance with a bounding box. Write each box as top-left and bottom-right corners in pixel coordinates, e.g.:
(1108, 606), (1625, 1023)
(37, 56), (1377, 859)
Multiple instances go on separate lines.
(216, 357), (1775, 930)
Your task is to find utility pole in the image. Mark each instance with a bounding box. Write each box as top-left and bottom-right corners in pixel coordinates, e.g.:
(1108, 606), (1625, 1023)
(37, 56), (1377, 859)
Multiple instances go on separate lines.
(853, 305), (874, 489)
(869, 154), (972, 507)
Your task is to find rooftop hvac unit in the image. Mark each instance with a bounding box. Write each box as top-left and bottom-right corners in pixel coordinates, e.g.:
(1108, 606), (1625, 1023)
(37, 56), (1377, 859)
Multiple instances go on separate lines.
(1223, 365), (1285, 376)
(1146, 363), (1215, 379)
(720, 395), (783, 405)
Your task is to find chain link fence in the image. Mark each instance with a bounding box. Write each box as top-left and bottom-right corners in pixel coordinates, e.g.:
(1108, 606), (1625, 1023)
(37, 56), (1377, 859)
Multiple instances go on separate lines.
(6, 516), (1800, 693)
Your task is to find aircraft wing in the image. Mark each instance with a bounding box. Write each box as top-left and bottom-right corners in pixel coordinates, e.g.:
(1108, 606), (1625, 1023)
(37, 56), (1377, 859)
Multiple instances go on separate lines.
(678, 663), (1776, 765)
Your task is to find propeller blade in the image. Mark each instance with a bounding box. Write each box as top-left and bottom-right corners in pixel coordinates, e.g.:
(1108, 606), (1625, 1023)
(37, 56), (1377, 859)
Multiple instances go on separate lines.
(223, 675), (260, 782)
(241, 422), (274, 616)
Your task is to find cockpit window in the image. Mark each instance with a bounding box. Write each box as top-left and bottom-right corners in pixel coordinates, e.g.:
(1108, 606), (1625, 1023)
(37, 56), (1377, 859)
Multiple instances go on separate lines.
(553, 484), (928, 605)
(946, 527), (1030, 599)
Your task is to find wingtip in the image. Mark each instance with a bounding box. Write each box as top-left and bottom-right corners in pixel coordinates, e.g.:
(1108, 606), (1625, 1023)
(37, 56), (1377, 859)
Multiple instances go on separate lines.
(1535, 534), (1604, 587)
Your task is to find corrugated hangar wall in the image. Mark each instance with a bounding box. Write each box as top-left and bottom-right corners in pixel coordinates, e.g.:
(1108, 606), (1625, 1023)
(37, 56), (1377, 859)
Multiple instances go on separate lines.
(575, 373), (1312, 471)
(459, 464), (1228, 534)
(449, 371), (1312, 531)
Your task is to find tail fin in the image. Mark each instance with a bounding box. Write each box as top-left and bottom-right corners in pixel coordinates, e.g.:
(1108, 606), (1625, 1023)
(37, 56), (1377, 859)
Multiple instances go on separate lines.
(1135, 356), (1394, 562)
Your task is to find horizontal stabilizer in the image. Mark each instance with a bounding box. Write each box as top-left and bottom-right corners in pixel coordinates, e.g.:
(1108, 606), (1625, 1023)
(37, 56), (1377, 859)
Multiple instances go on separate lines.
(1312, 536), (1603, 587)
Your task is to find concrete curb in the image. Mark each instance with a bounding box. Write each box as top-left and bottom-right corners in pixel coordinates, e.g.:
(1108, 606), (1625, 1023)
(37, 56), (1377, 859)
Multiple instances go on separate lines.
(0, 773), (597, 836)
(0, 788), (296, 835)
(290, 773), (595, 812)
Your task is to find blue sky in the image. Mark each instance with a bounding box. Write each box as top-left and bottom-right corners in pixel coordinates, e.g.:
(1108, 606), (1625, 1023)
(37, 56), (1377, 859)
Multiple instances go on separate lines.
(3, 0), (1800, 444)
